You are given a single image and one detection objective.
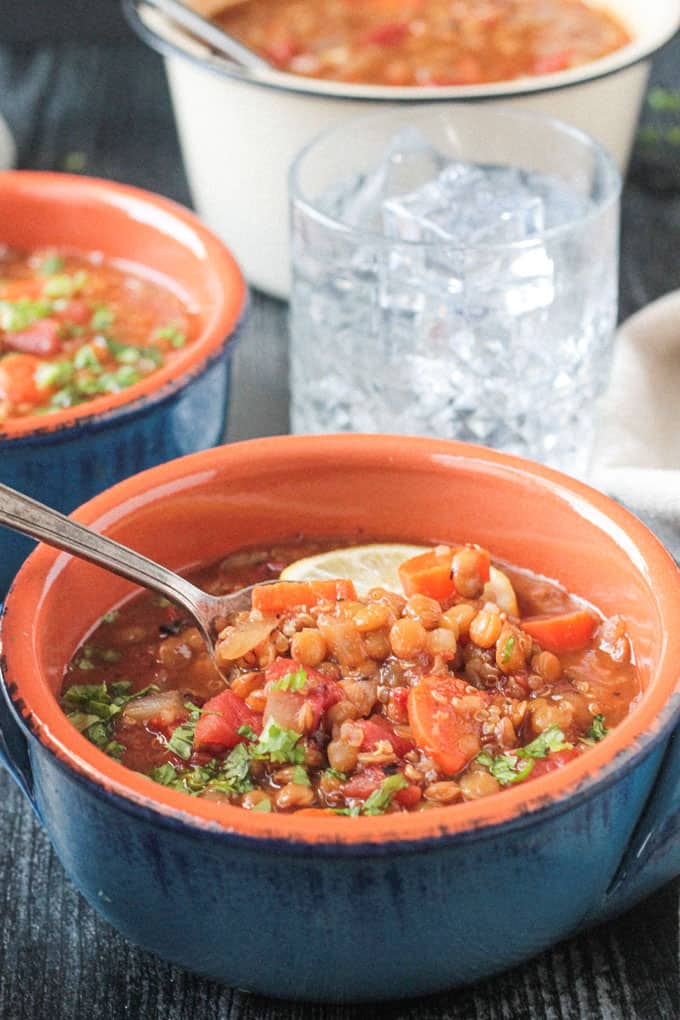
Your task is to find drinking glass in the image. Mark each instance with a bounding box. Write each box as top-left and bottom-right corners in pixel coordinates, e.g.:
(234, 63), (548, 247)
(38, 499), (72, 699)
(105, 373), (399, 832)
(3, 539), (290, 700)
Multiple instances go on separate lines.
(289, 105), (621, 478)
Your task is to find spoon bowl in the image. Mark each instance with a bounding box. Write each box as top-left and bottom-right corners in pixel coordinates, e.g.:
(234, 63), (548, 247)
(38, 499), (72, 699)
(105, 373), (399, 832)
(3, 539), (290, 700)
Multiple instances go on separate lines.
(0, 482), (273, 674)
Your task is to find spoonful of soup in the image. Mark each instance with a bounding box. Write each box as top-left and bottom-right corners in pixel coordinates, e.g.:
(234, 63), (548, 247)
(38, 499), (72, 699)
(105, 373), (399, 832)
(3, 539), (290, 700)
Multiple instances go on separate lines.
(0, 482), (351, 679)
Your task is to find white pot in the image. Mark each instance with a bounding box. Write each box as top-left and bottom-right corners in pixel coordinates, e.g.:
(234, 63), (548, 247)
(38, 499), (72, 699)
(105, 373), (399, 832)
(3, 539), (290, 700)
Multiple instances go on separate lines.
(127, 0), (680, 299)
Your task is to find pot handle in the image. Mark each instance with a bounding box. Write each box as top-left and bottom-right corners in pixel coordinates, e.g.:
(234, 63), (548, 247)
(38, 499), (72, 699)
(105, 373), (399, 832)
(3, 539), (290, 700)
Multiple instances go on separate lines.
(604, 721), (680, 918)
(0, 679), (39, 819)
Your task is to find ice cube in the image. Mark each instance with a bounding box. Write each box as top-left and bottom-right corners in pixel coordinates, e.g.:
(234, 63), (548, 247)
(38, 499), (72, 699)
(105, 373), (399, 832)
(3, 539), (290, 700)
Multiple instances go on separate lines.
(383, 162), (546, 246)
(324, 127), (449, 231)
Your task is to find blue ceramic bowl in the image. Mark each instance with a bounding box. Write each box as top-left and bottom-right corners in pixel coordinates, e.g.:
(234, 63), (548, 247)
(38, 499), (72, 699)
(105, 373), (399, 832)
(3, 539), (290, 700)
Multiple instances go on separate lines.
(1, 435), (679, 1002)
(0, 171), (247, 593)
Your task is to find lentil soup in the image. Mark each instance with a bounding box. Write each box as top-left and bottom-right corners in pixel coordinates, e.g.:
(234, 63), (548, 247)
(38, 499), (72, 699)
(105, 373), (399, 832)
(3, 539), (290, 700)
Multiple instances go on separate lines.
(0, 248), (196, 423)
(60, 540), (641, 816)
(215, 0), (632, 87)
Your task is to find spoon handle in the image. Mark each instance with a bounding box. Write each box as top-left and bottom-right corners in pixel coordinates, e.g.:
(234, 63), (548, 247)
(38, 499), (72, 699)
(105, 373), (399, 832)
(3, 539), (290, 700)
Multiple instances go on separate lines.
(145, 0), (271, 70)
(0, 482), (207, 621)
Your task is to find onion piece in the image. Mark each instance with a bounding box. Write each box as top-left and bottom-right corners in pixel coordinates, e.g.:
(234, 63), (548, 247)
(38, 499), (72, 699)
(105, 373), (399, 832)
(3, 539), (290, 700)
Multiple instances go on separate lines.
(483, 566), (520, 617)
(216, 612), (278, 662)
(122, 689), (186, 726)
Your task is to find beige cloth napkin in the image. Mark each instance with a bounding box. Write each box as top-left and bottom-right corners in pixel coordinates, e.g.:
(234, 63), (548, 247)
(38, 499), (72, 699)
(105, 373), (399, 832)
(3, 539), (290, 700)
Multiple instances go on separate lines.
(589, 290), (680, 551)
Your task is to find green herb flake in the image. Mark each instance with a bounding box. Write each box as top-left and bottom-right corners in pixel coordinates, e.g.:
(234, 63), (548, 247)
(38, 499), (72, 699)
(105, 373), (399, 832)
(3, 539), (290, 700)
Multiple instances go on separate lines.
(324, 768), (348, 782)
(90, 305), (114, 332)
(37, 253), (65, 276)
(0, 298), (52, 332)
(102, 610), (119, 624)
(291, 765), (311, 787)
(217, 742), (253, 794)
(517, 725), (573, 760)
(73, 344), (101, 372)
(251, 720), (305, 765)
(476, 751), (535, 786)
(584, 714), (609, 744)
(237, 724), (257, 741)
(251, 798), (272, 813)
(270, 666), (307, 693)
(42, 270), (88, 300)
(150, 763), (179, 786)
(362, 773), (408, 816)
(35, 359), (74, 390)
(501, 634), (515, 665)
(153, 322), (186, 348)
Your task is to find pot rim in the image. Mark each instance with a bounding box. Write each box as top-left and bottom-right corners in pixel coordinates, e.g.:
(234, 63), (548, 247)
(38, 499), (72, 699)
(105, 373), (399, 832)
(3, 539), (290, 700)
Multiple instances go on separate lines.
(0, 172), (247, 441)
(3, 434), (680, 848)
(124, 0), (680, 103)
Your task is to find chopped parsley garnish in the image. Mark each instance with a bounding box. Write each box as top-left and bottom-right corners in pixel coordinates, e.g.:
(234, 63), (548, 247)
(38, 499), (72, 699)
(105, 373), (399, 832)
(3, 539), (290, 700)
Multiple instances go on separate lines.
(517, 726), (572, 760)
(362, 773), (408, 815)
(153, 322), (186, 348)
(35, 359), (74, 390)
(252, 798), (272, 812)
(102, 610), (119, 624)
(0, 298), (52, 332)
(582, 714), (609, 745)
(37, 253), (65, 276)
(324, 767), (348, 782)
(150, 743), (255, 798)
(61, 679), (158, 759)
(73, 344), (101, 371)
(250, 719), (305, 765)
(90, 305), (114, 331)
(500, 635), (515, 665)
(42, 270), (88, 299)
(476, 751), (535, 786)
(476, 727), (574, 786)
(270, 666), (307, 693)
(334, 774), (408, 816)
(291, 765), (311, 787)
(166, 702), (204, 761)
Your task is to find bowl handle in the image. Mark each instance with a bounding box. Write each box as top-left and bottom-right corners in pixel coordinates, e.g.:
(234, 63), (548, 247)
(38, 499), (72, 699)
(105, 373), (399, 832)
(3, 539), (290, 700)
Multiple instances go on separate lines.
(603, 721), (680, 919)
(0, 678), (40, 819)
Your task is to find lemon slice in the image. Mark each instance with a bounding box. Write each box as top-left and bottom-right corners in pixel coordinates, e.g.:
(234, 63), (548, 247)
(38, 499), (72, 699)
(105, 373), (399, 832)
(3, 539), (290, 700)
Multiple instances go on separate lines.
(281, 542), (520, 615)
(280, 543), (427, 596)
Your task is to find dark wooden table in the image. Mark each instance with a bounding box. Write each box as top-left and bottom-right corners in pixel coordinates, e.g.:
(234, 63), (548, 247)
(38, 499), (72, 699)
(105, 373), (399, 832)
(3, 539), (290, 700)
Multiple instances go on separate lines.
(0, 28), (679, 1020)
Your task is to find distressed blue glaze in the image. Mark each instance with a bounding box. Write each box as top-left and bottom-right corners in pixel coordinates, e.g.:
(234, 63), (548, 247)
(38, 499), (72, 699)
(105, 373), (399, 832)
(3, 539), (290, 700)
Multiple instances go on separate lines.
(0, 345), (234, 594)
(1, 681), (677, 1001)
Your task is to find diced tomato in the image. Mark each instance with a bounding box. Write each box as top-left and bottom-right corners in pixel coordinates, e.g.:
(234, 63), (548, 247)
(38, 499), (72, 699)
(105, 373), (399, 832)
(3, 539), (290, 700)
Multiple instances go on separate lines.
(527, 748), (581, 780)
(364, 21), (409, 46)
(340, 765), (420, 808)
(0, 353), (44, 406)
(264, 37), (299, 66)
(389, 686), (410, 723)
(341, 765), (385, 799)
(264, 658), (343, 731)
(4, 318), (62, 356)
(408, 675), (491, 775)
(398, 548), (456, 601)
(533, 51), (572, 75)
(521, 610), (597, 653)
(395, 783), (422, 808)
(62, 299), (90, 325)
(252, 579), (357, 614)
(194, 688), (262, 751)
(356, 715), (414, 757)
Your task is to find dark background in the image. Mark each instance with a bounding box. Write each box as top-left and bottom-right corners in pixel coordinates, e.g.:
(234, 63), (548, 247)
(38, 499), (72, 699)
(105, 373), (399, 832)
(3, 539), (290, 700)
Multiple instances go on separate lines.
(0, 6), (679, 1019)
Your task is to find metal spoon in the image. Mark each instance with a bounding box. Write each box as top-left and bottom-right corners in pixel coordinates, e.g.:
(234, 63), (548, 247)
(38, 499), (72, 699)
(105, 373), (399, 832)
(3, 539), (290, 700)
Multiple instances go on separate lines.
(143, 0), (271, 72)
(0, 482), (272, 670)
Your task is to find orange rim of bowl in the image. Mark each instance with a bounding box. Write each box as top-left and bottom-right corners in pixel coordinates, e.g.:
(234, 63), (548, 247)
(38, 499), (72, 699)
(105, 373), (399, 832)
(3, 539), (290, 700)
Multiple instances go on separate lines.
(3, 435), (680, 846)
(0, 172), (246, 440)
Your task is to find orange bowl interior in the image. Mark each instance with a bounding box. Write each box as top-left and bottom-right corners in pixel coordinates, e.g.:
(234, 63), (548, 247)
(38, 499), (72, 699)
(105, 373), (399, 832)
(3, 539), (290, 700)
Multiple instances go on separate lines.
(0, 171), (246, 438)
(5, 435), (680, 844)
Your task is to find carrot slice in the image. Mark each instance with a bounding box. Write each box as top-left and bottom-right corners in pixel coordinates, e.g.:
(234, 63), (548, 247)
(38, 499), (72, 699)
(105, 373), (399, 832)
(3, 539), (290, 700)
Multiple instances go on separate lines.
(407, 675), (491, 776)
(398, 549), (456, 601)
(521, 610), (597, 653)
(252, 579), (357, 613)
